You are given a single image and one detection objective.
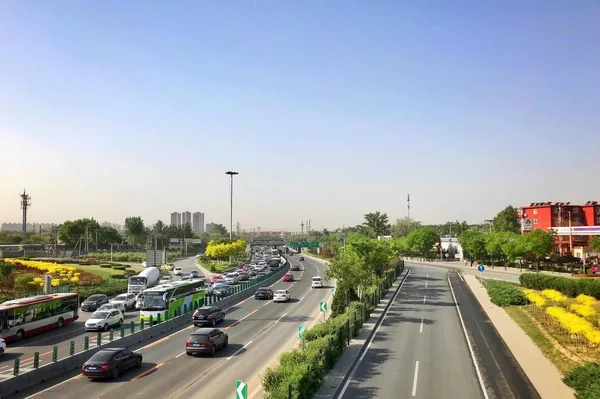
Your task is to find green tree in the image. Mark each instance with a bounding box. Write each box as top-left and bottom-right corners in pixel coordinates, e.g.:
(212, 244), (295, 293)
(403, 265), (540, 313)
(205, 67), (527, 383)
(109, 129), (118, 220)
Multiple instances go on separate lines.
(124, 216), (146, 244)
(0, 260), (14, 277)
(58, 218), (101, 246)
(348, 237), (395, 278)
(591, 237), (600, 253)
(492, 206), (521, 234)
(501, 234), (526, 264)
(211, 223), (229, 237)
(180, 222), (194, 238)
(325, 250), (373, 297)
(363, 211), (391, 237)
(405, 227), (439, 258)
(485, 232), (516, 267)
(521, 229), (554, 270)
(14, 273), (38, 294)
(96, 226), (122, 247)
(391, 217), (422, 237)
(458, 229), (488, 261)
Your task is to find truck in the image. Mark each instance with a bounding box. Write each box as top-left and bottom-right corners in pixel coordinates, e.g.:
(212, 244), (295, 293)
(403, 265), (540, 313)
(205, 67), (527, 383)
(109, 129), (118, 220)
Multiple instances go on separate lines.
(128, 267), (160, 295)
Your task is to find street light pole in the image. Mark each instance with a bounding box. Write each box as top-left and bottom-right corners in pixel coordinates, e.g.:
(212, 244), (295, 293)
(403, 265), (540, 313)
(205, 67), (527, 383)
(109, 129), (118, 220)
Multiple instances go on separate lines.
(226, 171), (239, 262)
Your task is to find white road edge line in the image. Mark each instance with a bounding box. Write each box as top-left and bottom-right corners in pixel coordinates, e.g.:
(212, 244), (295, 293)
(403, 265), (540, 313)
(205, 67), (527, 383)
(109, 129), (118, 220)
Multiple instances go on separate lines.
(176, 351), (186, 358)
(458, 273), (465, 282)
(423, 295), (426, 304)
(336, 269), (411, 399)
(299, 296), (304, 302)
(276, 312), (288, 323)
(411, 360), (419, 396)
(447, 276), (490, 399)
(419, 318), (423, 333)
(226, 340), (253, 361)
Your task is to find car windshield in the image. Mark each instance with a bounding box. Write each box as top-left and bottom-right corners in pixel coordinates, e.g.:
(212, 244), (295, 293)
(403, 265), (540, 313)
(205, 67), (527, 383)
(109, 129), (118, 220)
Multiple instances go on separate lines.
(89, 350), (116, 362)
(114, 295), (127, 301)
(312, 277), (321, 281)
(275, 290), (287, 295)
(87, 295), (105, 301)
(257, 288), (268, 292)
(91, 311), (109, 319)
(190, 334), (209, 342)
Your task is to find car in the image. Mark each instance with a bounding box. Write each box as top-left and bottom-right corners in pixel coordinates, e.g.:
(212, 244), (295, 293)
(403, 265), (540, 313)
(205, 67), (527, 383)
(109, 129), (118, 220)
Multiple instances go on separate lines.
(257, 271), (268, 278)
(81, 348), (142, 379)
(311, 276), (323, 288)
(111, 293), (137, 310)
(85, 310), (124, 331)
(0, 338), (6, 355)
(299, 256), (305, 261)
(248, 268), (257, 276)
(254, 287), (274, 300)
(173, 267), (184, 276)
(273, 290), (291, 302)
(224, 273), (239, 285)
(141, 261), (147, 268)
(159, 276), (172, 285)
(192, 306), (225, 327)
(98, 303), (126, 314)
(210, 275), (223, 285)
(282, 272), (294, 282)
(213, 285), (234, 297)
(206, 282), (224, 295)
(185, 328), (228, 356)
(189, 270), (201, 279)
(291, 264), (300, 271)
(81, 294), (109, 312)
(236, 270), (249, 281)
(181, 276), (192, 281)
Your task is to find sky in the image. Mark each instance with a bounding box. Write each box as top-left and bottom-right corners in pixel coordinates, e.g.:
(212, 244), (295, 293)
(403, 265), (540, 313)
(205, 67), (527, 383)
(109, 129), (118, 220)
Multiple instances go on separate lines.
(1, 1), (599, 232)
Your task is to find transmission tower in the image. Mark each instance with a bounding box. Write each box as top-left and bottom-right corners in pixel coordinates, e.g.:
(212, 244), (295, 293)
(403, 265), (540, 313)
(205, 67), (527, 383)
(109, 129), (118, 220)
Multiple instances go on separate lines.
(20, 190), (31, 232)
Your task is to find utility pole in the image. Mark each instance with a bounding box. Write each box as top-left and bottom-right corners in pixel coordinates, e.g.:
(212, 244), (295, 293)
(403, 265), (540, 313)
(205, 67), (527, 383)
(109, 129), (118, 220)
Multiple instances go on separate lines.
(95, 231), (99, 252)
(52, 226), (58, 258)
(568, 211), (573, 254)
(237, 222), (241, 236)
(407, 193), (411, 224)
(20, 190), (31, 232)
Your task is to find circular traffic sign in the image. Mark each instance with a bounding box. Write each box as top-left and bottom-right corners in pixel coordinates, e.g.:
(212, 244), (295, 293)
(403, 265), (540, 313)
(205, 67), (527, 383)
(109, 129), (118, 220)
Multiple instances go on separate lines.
(477, 265), (485, 272)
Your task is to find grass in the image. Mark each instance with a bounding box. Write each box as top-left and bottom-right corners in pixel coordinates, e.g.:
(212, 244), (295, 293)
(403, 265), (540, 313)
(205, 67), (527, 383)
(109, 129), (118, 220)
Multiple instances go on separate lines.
(71, 264), (144, 279)
(505, 306), (578, 375)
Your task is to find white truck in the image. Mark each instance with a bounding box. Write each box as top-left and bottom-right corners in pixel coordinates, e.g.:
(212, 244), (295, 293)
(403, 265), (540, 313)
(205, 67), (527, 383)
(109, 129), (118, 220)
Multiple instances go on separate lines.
(128, 267), (160, 295)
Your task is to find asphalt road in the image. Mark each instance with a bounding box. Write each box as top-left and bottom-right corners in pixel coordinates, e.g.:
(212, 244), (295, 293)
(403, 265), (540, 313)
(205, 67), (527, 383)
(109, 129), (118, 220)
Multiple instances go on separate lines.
(337, 263), (540, 399)
(14, 255), (332, 399)
(0, 257), (202, 379)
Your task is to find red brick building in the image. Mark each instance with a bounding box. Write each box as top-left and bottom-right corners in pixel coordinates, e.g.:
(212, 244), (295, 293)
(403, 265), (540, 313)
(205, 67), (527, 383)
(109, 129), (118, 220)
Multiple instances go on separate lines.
(518, 201), (600, 258)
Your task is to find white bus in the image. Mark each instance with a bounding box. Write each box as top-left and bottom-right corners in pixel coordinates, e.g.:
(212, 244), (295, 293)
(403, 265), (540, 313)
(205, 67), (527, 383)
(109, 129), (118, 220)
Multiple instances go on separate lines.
(138, 280), (205, 322)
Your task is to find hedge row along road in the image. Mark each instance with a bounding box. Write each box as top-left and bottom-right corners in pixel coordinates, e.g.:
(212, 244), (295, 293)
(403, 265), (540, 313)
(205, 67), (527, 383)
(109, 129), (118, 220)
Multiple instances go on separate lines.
(12, 255), (331, 399)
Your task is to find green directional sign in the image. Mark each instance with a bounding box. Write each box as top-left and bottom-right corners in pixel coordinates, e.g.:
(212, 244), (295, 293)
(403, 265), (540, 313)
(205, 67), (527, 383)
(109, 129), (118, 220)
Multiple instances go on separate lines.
(289, 241), (319, 249)
(298, 326), (306, 339)
(332, 287), (336, 296)
(236, 380), (247, 399)
(319, 301), (327, 312)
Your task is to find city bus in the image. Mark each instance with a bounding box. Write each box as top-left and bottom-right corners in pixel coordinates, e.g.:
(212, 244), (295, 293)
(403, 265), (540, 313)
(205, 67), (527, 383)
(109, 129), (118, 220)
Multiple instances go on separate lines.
(0, 293), (79, 343)
(138, 279), (205, 322)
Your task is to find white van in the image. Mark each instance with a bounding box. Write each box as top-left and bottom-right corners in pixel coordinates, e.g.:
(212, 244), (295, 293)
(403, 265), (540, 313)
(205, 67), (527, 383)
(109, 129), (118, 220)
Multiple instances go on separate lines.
(311, 276), (323, 288)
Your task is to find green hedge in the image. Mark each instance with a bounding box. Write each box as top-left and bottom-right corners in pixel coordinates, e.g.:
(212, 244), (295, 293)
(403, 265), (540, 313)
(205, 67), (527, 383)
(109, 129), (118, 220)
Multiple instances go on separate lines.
(520, 274), (600, 299)
(85, 252), (146, 263)
(563, 362), (600, 398)
(77, 280), (128, 301)
(482, 280), (527, 306)
(112, 265), (127, 270)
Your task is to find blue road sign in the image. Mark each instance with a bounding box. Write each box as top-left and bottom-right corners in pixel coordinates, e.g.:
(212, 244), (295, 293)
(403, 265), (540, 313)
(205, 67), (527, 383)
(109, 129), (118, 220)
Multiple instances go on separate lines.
(477, 265), (485, 272)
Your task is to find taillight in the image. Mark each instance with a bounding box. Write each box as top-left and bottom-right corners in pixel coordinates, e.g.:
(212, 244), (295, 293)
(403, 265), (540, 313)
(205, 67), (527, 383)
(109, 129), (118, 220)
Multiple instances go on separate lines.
(101, 364), (109, 371)
(202, 341), (211, 345)
(207, 315), (212, 319)
(81, 365), (86, 371)
(186, 340), (192, 345)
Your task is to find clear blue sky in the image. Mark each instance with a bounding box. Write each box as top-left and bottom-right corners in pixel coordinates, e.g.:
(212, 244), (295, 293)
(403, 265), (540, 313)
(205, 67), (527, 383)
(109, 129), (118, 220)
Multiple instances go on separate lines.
(1, 1), (599, 231)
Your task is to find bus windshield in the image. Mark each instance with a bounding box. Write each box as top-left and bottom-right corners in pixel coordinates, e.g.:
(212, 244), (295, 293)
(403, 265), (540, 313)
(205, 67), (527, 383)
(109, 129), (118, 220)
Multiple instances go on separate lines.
(141, 291), (167, 310)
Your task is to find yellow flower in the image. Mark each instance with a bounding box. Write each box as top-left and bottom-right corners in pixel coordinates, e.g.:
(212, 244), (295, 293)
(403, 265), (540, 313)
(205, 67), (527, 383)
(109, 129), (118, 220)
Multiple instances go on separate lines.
(541, 289), (567, 303)
(525, 291), (547, 307)
(570, 304), (596, 318)
(576, 294), (596, 307)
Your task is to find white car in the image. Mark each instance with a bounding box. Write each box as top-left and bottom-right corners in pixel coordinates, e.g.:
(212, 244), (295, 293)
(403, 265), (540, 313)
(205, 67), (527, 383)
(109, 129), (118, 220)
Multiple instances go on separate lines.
(311, 276), (324, 288)
(173, 267), (183, 276)
(159, 276), (172, 285)
(273, 290), (291, 302)
(0, 338), (6, 355)
(141, 261), (147, 268)
(111, 293), (137, 310)
(224, 273), (240, 285)
(98, 303), (126, 314)
(85, 310), (124, 331)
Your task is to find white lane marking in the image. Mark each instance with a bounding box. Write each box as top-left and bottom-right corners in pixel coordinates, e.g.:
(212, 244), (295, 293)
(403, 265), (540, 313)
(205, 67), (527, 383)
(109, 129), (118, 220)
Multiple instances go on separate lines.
(411, 361), (419, 396)
(458, 273), (465, 282)
(426, 274), (429, 278)
(299, 296), (304, 302)
(425, 281), (428, 288)
(176, 351), (186, 358)
(226, 340), (253, 361)
(419, 318), (423, 333)
(276, 312), (288, 323)
(337, 270), (411, 398)
(447, 276), (490, 399)
(423, 295), (426, 304)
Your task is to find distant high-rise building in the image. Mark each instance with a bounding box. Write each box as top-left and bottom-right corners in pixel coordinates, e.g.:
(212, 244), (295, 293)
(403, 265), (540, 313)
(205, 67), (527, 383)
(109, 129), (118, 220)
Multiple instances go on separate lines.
(205, 222), (216, 234)
(170, 212), (181, 227)
(192, 212), (205, 234)
(182, 211), (192, 227)
(1, 222), (56, 233)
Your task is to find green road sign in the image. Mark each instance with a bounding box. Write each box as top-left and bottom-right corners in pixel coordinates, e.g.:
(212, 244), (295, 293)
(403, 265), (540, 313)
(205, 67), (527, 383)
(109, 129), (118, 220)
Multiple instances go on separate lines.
(289, 241), (319, 249)
(319, 301), (327, 312)
(298, 326), (306, 339)
(236, 380), (247, 399)
(332, 287), (336, 296)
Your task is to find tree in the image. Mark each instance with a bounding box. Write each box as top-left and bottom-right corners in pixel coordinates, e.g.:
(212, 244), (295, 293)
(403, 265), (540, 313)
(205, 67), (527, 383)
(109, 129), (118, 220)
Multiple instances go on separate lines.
(124, 217), (146, 244)
(14, 273), (38, 294)
(96, 226), (122, 247)
(501, 234), (526, 263)
(363, 211), (391, 237)
(458, 229), (487, 261)
(211, 224), (229, 237)
(348, 237), (395, 277)
(485, 232), (516, 268)
(492, 206), (521, 234)
(180, 222), (194, 239)
(391, 217), (422, 237)
(58, 218), (102, 247)
(325, 250), (373, 297)
(591, 237), (600, 253)
(405, 227), (439, 258)
(521, 229), (554, 269)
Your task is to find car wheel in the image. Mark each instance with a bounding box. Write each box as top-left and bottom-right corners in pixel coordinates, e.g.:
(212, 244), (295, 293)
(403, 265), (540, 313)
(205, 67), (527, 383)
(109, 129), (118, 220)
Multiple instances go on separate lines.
(0, 347), (4, 355)
(210, 345), (216, 356)
(223, 337), (228, 348)
(112, 367), (120, 379)
(56, 317), (64, 328)
(103, 324), (109, 331)
(119, 319), (123, 326)
(135, 357), (142, 368)
(15, 329), (25, 342)
(212, 318), (216, 327)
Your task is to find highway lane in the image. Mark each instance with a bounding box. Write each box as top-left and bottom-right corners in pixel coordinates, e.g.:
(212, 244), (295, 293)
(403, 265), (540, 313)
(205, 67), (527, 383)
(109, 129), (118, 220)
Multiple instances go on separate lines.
(337, 264), (483, 399)
(15, 256), (331, 399)
(0, 256), (202, 379)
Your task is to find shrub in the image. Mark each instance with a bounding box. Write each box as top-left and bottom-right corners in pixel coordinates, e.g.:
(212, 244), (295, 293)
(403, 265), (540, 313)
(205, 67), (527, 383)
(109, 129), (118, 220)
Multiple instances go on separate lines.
(99, 264), (112, 268)
(520, 273), (600, 299)
(564, 363), (600, 398)
(77, 280), (128, 300)
(482, 280), (527, 306)
(14, 273), (39, 293)
(111, 266), (127, 270)
(110, 274), (126, 279)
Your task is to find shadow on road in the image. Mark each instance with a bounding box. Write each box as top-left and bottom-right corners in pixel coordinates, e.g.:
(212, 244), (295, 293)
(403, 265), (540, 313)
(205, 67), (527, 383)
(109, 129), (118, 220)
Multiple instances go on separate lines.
(341, 346), (393, 399)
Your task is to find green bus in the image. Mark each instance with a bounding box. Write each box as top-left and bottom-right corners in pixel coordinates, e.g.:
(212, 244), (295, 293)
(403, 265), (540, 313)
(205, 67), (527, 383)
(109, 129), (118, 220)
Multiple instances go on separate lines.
(138, 279), (205, 321)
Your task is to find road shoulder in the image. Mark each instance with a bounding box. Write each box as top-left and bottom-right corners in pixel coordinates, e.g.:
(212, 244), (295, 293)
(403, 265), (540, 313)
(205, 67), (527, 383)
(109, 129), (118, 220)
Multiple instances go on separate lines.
(463, 274), (575, 399)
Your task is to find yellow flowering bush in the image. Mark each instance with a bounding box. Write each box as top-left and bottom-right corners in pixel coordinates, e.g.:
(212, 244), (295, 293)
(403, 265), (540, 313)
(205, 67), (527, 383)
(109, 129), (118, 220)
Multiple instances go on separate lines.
(570, 304), (597, 318)
(576, 294), (596, 307)
(546, 306), (600, 344)
(541, 289), (567, 303)
(524, 290), (547, 307)
(4, 259), (77, 276)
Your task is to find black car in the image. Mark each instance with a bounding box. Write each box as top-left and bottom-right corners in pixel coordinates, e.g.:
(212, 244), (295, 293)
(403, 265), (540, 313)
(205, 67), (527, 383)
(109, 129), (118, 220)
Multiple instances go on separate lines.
(192, 306), (225, 327)
(291, 264), (300, 271)
(299, 256), (305, 261)
(186, 328), (228, 356)
(81, 294), (109, 312)
(254, 287), (273, 300)
(81, 348), (142, 379)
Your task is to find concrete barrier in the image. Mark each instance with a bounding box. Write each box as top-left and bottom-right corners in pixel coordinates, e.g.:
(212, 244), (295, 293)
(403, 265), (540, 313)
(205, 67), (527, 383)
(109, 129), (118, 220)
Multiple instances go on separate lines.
(0, 258), (291, 398)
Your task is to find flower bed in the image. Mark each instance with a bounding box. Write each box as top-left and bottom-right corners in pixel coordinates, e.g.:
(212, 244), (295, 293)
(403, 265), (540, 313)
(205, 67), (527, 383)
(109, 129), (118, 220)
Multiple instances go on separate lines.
(4, 259), (102, 287)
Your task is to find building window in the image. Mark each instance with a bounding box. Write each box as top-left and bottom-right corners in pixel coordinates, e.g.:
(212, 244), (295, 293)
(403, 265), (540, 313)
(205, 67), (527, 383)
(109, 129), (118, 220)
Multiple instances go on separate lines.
(533, 209), (538, 215)
(573, 207), (579, 214)
(597, 208), (600, 216)
(533, 219), (538, 224)
(597, 216), (600, 224)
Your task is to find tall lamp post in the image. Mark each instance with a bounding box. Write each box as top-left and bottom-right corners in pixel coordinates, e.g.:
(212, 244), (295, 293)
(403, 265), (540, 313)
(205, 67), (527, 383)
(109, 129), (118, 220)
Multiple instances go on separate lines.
(226, 171), (239, 262)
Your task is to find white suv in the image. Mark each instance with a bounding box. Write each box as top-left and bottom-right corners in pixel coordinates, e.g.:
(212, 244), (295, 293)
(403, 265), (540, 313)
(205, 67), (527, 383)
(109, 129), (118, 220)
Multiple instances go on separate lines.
(311, 276), (323, 288)
(224, 273), (240, 285)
